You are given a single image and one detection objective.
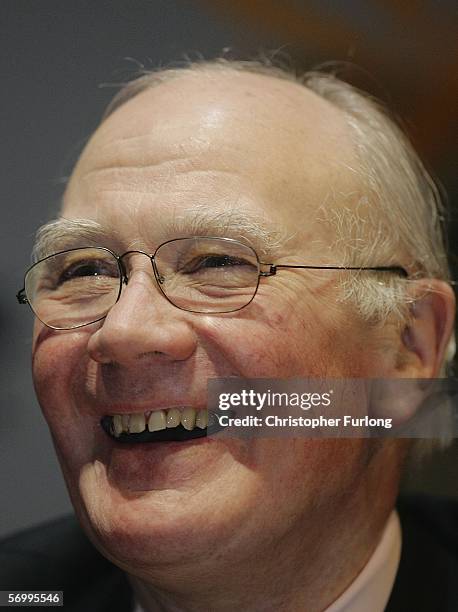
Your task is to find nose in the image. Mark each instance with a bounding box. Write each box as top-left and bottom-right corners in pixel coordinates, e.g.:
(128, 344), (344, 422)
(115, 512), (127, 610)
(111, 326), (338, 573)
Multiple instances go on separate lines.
(86, 267), (197, 365)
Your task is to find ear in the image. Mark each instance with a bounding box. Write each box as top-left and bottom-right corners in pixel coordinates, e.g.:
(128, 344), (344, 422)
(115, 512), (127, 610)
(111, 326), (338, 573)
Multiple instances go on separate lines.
(397, 279), (455, 378)
(371, 280), (455, 427)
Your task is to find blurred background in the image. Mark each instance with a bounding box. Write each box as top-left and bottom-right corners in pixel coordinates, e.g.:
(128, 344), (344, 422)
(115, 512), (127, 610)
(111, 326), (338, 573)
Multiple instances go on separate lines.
(1, 0), (457, 538)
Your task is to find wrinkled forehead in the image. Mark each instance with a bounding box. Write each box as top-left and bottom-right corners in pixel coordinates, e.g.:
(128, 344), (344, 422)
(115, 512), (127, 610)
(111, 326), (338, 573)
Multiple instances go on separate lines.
(63, 70), (358, 247)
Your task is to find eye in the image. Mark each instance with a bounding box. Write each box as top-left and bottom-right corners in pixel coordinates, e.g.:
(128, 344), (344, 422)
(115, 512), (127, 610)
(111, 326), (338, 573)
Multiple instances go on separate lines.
(182, 254), (252, 273)
(57, 259), (118, 284)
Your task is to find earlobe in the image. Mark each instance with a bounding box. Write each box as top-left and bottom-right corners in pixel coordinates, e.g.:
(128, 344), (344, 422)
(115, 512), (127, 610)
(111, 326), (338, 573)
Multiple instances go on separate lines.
(399, 279), (455, 378)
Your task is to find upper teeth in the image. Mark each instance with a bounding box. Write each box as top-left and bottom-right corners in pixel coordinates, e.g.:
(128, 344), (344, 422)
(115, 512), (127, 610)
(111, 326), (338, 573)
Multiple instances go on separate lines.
(111, 407), (208, 436)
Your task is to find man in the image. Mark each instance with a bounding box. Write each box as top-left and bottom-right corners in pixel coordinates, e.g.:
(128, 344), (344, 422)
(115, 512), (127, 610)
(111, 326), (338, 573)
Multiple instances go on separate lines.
(2, 60), (457, 611)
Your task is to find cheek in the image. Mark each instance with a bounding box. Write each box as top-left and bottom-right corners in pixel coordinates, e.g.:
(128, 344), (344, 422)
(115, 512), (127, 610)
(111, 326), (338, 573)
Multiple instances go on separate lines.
(32, 327), (94, 465)
(248, 437), (371, 539)
(33, 329), (85, 404)
(199, 296), (360, 378)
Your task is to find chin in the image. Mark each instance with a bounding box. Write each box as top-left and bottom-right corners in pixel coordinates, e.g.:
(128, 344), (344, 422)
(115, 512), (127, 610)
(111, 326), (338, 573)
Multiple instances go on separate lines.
(67, 450), (257, 572)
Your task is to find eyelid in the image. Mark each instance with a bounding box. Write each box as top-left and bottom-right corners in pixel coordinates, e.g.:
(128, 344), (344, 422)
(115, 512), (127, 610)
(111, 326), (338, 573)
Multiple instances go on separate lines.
(180, 254), (246, 271)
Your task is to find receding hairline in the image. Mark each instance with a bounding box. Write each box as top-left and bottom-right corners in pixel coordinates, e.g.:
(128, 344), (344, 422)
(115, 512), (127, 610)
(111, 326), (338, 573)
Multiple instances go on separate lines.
(105, 63), (343, 119)
(98, 63), (353, 160)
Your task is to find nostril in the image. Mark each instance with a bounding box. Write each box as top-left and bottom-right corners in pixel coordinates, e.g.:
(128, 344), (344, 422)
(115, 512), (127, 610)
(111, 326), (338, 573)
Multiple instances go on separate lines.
(88, 346), (114, 364)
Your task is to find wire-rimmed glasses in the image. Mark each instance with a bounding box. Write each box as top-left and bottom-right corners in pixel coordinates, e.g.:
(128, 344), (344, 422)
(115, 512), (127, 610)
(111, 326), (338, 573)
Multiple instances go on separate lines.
(16, 236), (408, 330)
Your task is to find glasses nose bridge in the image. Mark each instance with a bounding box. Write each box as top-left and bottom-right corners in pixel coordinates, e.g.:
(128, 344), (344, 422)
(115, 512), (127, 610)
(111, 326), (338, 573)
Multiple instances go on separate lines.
(118, 249), (157, 285)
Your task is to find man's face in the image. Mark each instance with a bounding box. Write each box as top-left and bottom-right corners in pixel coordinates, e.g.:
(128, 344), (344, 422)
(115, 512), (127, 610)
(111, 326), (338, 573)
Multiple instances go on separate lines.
(32, 72), (397, 575)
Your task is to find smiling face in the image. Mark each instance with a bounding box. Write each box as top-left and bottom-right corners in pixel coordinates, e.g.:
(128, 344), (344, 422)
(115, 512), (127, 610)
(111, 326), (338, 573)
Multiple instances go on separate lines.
(31, 70), (402, 587)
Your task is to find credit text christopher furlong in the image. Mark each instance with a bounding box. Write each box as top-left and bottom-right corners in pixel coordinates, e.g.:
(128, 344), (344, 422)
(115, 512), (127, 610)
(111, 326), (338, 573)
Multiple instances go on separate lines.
(216, 390), (393, 429)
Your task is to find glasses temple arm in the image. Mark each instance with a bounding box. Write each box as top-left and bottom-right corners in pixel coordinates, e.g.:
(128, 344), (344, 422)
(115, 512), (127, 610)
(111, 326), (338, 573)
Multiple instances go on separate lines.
(260, 264), (409, 277)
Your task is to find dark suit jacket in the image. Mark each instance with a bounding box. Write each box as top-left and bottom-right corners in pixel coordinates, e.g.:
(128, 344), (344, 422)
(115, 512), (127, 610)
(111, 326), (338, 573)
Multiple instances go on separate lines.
(1, 495), (456, 611)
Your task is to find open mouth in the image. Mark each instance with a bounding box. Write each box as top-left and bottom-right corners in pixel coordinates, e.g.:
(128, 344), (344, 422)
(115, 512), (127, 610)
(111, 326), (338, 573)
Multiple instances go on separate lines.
(100, 407), (222, 443)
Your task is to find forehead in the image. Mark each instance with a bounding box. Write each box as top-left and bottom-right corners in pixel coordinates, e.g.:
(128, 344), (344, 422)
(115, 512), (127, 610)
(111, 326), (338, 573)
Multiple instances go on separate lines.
(63, 70), (358, 249)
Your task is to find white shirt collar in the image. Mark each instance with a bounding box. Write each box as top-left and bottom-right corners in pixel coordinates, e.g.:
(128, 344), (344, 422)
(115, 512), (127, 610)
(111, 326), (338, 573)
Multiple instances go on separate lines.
(133, 511), (401, 612)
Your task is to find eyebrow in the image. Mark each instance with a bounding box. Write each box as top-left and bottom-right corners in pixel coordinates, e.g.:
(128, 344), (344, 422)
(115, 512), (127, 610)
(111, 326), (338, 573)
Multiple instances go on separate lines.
(32, 209), (290, 262)
(32, 218), (120, 262)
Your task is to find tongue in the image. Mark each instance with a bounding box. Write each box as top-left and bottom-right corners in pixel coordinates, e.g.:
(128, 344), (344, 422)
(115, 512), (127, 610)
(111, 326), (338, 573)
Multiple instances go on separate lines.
(100, 416), (215, 443)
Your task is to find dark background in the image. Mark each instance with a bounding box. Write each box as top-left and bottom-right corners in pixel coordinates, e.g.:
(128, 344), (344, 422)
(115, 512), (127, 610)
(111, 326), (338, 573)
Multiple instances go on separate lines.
(1, 0), (457, 538)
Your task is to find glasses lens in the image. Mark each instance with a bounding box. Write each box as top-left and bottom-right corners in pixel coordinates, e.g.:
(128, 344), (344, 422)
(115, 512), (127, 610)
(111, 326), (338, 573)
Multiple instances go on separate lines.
(154, 237), (260, 313)
(25, 248), (121, 329)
